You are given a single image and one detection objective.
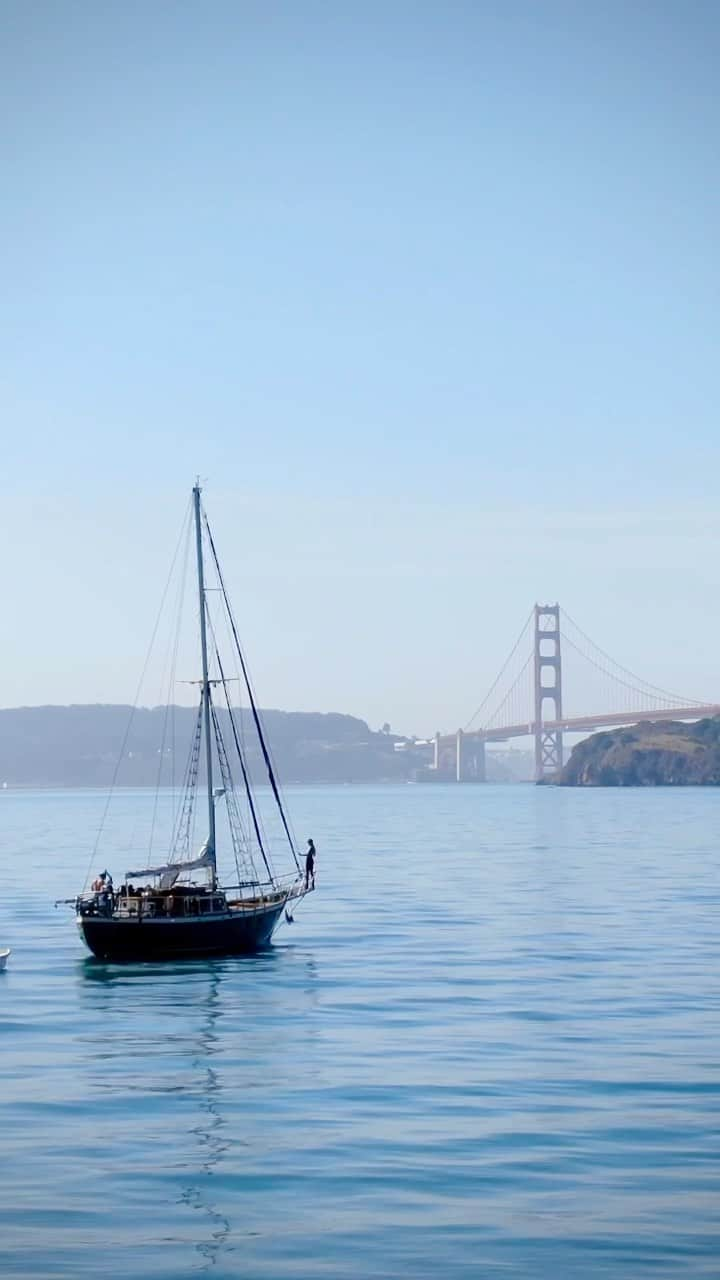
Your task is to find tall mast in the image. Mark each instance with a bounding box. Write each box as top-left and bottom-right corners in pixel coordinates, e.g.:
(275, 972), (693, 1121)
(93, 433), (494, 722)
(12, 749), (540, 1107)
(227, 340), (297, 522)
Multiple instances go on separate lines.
(193, 482), (216, 880)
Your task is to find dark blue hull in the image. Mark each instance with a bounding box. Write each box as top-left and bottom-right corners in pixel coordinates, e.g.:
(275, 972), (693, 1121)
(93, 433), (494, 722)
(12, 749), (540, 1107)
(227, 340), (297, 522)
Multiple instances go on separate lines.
(78, 903), (286, 961)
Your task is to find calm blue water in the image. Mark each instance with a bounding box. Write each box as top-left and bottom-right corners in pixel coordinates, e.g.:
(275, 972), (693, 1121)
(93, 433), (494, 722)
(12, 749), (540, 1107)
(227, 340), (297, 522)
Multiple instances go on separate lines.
(1, 784), (719, 1279)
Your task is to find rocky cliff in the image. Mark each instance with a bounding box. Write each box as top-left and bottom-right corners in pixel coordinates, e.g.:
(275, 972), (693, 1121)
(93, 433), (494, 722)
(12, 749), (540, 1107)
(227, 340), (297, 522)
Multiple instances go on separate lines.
(559, 717), (720, 786)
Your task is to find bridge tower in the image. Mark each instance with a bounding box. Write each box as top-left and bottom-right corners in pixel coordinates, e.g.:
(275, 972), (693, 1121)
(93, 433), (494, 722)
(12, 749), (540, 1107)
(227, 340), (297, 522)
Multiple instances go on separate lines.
(455, 729), (486, 782)
(534, 603), (563, 782)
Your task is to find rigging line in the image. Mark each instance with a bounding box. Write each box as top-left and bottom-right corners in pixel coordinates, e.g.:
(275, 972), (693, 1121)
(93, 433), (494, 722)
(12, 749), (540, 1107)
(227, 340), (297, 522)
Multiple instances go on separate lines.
(463, 608), (534, 732)
(206, 614), (275, 883)
(219, 593), (253, 850)
(225, 639), (278, 867)
(210, 702), (261, 886)
(185, 703), (203, 859)
(202, 507), (300, 870)
(561, 608), (704, 706)
(482, 653), (533, 729)
(221, 584), (300, 857)
(149, 505), (194, 858)
(171, 513), (194, 817)
(225, 597), (301, 854)
(561, 631), (689, 709)
(85, 494), (194, 888)
(148, 611), (179, 857)
(170, 698), (203, 862)
(210, 704), (245, 884)
(216, 656), (275, 883)
(169, 728), (193, 861)
(189, 701), (202, 864)
(205, 602), (271, 861)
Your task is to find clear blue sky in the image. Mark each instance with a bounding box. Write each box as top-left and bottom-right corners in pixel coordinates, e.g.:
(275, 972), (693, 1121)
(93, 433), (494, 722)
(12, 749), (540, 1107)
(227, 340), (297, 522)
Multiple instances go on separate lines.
(1, 1), (718, 733)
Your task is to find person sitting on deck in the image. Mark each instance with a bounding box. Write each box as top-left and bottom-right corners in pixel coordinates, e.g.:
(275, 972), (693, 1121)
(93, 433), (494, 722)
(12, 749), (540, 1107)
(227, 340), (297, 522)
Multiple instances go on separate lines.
(305, 839), (316, 891)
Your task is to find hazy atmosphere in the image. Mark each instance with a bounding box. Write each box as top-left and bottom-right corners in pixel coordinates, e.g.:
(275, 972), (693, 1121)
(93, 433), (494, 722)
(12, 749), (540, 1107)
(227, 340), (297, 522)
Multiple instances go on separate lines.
(2, 1), (718, 732)
(4, 8), (720, 1279)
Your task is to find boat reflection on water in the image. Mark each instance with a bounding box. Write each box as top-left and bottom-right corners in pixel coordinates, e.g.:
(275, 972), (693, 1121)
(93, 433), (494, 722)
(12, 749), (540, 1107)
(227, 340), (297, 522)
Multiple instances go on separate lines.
(76, 951), (319, 1271)
(178, 967), (231, 1270)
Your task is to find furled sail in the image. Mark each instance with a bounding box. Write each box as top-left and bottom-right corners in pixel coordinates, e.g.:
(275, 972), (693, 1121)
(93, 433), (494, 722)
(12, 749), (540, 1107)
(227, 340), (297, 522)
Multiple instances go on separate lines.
(127, 841), (215, 890)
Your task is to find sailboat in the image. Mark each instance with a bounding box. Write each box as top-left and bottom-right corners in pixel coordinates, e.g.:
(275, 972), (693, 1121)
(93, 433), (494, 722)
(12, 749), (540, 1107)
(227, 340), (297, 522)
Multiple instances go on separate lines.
(71, 484), (310, 962)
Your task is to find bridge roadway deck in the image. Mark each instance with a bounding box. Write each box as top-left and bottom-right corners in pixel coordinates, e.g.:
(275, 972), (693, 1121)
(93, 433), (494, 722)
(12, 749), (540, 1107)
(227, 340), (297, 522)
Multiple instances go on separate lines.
(440, 705), (720, 747)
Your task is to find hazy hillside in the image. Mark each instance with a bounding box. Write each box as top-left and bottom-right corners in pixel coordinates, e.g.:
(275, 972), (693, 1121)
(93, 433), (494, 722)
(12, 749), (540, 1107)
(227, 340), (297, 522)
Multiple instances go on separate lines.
(0, 705), (412, 787)
(0, 706), (537, 787)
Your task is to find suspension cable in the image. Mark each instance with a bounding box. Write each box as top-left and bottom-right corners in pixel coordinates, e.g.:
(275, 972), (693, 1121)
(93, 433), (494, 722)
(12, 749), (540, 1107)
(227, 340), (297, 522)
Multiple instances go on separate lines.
(561, 632), (692, 711)
(482, 654), (533, 729)
(464, 608), (534, 731)
(561, 608), (703, 706)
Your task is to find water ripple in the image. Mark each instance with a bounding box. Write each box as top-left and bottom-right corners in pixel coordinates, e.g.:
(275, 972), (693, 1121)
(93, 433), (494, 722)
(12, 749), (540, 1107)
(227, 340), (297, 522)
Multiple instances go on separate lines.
(0, 784), (719, 1278)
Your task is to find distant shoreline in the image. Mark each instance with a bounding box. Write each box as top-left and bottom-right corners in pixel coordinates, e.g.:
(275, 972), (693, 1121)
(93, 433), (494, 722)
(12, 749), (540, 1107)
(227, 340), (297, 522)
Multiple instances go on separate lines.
(0, 704), (534, 785)
(0, 779), (531, 790)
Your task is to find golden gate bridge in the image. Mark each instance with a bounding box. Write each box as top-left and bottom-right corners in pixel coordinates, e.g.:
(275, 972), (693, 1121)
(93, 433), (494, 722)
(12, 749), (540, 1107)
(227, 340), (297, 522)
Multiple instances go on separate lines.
(433, 605), (720, 783)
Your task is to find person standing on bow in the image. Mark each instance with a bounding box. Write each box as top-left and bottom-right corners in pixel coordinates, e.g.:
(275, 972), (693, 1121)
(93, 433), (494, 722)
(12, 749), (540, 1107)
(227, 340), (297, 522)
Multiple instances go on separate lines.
(305, 839), (316, 891)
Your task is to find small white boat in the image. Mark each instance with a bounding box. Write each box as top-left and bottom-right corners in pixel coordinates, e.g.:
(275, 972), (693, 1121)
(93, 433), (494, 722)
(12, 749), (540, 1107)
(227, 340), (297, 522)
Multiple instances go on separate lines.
(0, 950), (10, 971)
